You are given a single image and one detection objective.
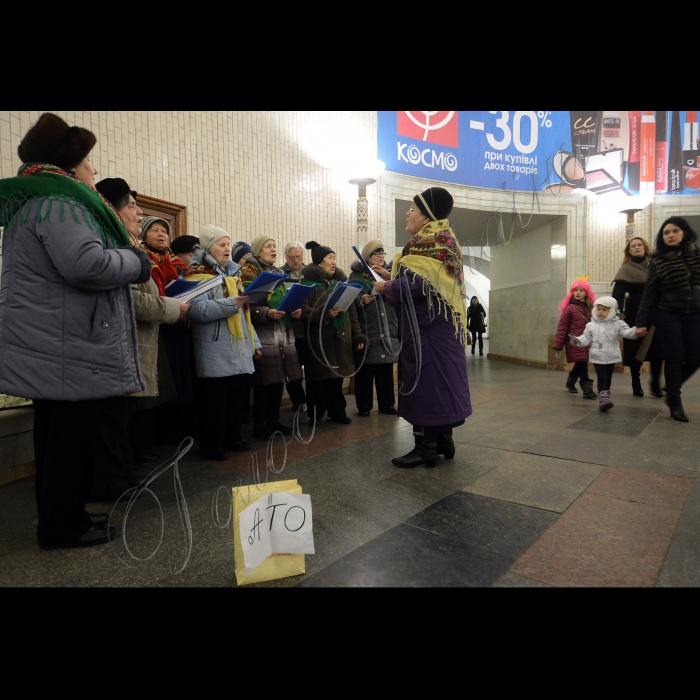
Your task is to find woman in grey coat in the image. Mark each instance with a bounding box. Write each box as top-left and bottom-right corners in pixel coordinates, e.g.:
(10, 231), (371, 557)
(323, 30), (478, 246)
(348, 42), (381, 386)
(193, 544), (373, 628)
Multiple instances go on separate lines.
(186, 225), (262, 460)
(348, 239), (399, 416)
(0, 113), (152, 550)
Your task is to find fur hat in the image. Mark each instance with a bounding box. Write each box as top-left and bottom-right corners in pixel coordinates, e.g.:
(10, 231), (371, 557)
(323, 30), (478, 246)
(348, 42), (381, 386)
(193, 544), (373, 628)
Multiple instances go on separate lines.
(140, 215), (170, 242)
(18, 113), (97, 172)
(170, 235), (199, 256)
(414, 186), (453, 221)
(199, 224), (230, 252)
(594, 295), (618, 320)
(558, 278), (596, 313)
(362, 238), (384, 261)
(95, 178), (137, 207)
(231, 241), (253, 264)
(306, 240), (335, 266)
(251, 235), (275, 257)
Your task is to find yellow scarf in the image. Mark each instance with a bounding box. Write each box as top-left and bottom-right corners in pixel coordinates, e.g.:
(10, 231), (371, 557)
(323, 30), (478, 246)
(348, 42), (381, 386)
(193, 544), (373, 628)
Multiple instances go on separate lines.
(187, 273), (256, 354)
(391, 220), (468, 346)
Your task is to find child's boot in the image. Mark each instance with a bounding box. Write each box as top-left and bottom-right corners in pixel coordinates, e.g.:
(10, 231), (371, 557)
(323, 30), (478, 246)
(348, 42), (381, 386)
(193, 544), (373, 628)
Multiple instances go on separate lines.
(599, 390), (614, 411)
(565, 373), (578, 393)
(580, 379), (597, 399)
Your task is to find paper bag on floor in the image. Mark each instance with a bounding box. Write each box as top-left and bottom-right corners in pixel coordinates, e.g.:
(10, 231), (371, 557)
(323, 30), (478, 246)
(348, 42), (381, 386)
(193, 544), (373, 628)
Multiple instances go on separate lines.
(232, 479), (313, 586)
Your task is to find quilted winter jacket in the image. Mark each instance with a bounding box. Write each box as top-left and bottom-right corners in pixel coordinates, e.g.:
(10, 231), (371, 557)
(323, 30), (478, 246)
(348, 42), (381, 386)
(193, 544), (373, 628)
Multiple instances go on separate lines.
(240, 257), (302, 386)
(553, 300), (592, 363)
(0, 197), (151, 400)
(186, 250), (261, 379)
(573, 309), (639, 364)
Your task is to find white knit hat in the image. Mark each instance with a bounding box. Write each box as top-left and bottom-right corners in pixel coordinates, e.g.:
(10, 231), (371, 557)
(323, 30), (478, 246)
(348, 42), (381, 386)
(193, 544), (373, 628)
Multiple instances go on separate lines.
(199, 224), (230, 252)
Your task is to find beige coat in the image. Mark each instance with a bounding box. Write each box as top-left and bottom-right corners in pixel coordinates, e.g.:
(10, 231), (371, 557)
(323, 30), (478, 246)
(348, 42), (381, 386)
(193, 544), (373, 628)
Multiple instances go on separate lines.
(129, 276), (181, 397)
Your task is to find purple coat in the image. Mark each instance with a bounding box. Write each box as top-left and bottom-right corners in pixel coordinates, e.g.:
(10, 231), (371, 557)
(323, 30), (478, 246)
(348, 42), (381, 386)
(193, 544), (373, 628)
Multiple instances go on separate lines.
(384, 269), (472, 428)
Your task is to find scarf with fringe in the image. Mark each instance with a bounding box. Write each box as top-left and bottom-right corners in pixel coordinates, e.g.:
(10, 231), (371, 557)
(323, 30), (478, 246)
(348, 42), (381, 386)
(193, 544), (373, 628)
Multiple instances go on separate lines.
(0, 163), (130, 248)
(186, 262), (255, 354)
(391, 219), (468, 345)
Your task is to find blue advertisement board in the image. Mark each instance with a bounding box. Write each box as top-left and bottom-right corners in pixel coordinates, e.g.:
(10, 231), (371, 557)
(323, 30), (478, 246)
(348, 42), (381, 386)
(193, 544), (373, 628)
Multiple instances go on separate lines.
(377, 111), (700, 196)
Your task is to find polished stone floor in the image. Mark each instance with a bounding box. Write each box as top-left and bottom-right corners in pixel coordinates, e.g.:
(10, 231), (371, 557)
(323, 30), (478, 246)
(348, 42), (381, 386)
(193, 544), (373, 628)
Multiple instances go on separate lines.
(2, 350), (700, 588)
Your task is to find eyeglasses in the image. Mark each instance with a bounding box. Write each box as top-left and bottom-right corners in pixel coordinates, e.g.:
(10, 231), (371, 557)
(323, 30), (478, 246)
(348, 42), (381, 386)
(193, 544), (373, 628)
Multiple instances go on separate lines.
(287, 255), (303, 260)
(408, 207), (418, 213)
(371, 249), (385, 255)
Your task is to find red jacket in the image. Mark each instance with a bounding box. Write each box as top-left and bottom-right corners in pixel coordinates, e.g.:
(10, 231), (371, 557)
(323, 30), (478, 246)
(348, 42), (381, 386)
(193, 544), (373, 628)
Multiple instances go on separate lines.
(553, 300), (591, 362)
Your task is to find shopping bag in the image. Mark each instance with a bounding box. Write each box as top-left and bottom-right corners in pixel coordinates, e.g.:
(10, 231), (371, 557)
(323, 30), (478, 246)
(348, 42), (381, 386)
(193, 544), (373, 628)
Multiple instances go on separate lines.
(232, 479), (310, 586)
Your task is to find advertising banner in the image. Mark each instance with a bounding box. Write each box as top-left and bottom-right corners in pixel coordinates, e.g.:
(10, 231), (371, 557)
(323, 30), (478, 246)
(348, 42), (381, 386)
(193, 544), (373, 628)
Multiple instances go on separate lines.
(378, 111), (700, 197)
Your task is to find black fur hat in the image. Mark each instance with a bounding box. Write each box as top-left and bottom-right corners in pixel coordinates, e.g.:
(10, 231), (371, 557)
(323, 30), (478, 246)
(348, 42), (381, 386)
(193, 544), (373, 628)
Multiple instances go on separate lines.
(18, 113), (97, 172)
(170, 235), (200, 256)
(413, 186), (453, 221)
(306, 240), (335, 265)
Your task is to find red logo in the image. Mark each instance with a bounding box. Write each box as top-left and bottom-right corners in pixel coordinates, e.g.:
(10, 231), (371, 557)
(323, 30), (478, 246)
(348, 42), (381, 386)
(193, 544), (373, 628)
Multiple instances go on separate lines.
(397, 111), (458, 147)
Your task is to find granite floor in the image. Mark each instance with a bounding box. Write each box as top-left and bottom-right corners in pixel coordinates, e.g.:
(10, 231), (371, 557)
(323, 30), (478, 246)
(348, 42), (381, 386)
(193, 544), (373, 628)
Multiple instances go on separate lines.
(2, 349), (700, 588)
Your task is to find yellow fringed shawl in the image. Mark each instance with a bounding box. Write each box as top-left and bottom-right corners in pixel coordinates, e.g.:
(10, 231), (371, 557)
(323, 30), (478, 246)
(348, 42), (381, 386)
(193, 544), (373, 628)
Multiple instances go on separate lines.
(391, 219), (468, 346)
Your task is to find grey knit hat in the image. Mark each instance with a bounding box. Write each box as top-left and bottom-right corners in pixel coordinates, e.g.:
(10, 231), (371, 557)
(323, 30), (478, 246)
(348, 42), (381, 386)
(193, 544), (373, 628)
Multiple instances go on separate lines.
(140, 215), (170, 242)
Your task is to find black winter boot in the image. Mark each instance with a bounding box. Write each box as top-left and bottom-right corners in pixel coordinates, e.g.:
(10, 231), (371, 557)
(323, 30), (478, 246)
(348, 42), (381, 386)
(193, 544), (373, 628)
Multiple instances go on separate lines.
(580, 379), (597, 399)
(436, 429), (455, 459)
(566, 373), (579, 393)
(650, 360), (664, 398)
(392, 435), (438, 468)
(631, 366), (644, 397)
(664, 358), (689, 422)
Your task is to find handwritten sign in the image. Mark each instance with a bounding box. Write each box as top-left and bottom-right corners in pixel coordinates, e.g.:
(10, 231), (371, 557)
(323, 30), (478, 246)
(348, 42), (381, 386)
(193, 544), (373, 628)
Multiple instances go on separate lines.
(239, 491), (315, 574)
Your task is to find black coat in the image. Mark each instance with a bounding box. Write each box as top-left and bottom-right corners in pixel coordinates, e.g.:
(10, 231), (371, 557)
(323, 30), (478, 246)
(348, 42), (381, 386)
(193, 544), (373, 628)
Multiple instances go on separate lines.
(611, 277), (663, 365)
(467, 303), (486, 333)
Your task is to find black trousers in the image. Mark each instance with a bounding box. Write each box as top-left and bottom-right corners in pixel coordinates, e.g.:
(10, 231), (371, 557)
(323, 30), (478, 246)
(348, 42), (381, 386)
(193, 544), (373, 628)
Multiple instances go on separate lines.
(33, 398), (109, 546)
(196, 374), (251, 454)
(568, 360), (591, 383)
(470, 331), (483, 352)
(354, 362), (395, 412)
(286, 337), (306, 407)
(90, 395), (134, 497)
(306, 378), (346, 420)
(594, 363), (616, 392)
(253, 382), (285, 426)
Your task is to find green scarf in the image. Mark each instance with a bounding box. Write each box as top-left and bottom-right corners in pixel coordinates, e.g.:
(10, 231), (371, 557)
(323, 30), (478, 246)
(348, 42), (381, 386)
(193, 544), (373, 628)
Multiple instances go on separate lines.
(301, 277), (347, 335)
(0, 163), (130, 248)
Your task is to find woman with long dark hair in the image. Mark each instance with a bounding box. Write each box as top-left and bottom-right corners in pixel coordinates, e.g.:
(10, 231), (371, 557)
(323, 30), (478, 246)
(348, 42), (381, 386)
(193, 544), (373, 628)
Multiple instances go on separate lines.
(636, 217), (700, 421)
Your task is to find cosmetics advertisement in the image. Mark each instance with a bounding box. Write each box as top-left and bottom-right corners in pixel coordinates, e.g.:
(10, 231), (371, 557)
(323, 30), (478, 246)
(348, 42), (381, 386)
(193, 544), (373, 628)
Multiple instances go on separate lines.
(377, 111), (700, 196)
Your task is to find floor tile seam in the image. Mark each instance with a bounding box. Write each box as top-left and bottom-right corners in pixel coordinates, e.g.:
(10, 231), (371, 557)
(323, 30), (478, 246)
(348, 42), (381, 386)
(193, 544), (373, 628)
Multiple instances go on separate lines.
(461, 489), (567, 515)
(400, 519), (529, 561)
(583, 489), (687, 517)
(579, 489), (688, 517)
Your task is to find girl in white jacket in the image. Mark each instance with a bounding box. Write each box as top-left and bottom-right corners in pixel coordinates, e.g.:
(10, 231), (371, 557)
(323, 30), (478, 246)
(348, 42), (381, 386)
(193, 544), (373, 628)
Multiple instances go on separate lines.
(571, 296), (642, 411)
